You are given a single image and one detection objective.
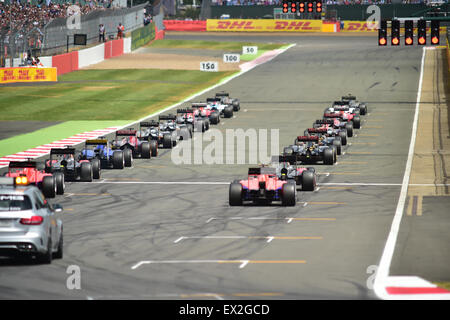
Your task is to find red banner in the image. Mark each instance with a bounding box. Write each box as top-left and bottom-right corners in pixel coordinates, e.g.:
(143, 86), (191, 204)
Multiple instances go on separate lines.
(163, 20), (206, 32)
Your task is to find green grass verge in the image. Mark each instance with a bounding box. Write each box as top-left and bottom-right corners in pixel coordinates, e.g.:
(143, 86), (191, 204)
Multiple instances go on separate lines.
(0, 69), (235, 121)
(0, 120), (128, 158)
(146, 39), (286, 52)
(434, 282), (450, 291)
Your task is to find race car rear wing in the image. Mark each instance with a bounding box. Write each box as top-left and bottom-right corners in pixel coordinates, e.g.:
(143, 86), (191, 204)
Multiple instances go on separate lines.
(85, 139), (108, 145)
(215, 92), (229, 97)
(140, 121), (159, 127)
(323, 113), (342, 119)
(333, 101), (348, 106)
(8, 161), (38, 168)
(177, 108), (194, 114)
(159, 114), (177, 121)
(116, 130), (137, 136)
(342, 95), (356, 101)
(50, 147), (76, 155)
(296, 136), (319, 142)
(206, 98), (221, 103)
(315, 119), (334, 125)
(307, 128), (327, 133)
(333, 107), (350, 111)
(191, 103), (208, 108)
(248, 167), (276, 175)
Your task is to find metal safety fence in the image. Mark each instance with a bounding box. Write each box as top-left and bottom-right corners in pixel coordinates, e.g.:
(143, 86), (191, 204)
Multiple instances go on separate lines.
(0, 3), (147, 67)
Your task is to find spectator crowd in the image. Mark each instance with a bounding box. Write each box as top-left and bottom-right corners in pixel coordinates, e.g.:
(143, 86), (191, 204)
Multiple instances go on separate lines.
(0, 1), (111, 35)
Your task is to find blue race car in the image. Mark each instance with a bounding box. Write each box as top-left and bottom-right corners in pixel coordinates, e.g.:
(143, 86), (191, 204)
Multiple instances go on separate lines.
(80, 139), (130, 170)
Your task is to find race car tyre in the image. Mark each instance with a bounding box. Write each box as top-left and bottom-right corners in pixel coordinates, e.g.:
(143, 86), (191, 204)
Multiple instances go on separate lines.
(333, 139), (342, 155)
(301, 170), (316, 191)
(150, 140), (158, 157)
(140, 142), (151, 159)
(352, 116), (361, 129)
(36, 239), (52, 264)
(42, 176), (56, 198)
(332, 146), (337, 163)
(54, 172), (65, 195)
(345, 122), (353, 137)
(233, 101), (240, 111)
(91, 159), (101, 179)
(80, 162), (93, 182)
(124, 148), (133, 166)
(163, 134), (173, 149)
(204, 118), (210, 131)
(339, 131), (347, 146)
(229, 182), (243, 206)
(112, 150), (124, 169)
(223, 106), (233, 118)
(179, 127), (190, 141)
(53, 231), (63, 259)
(360, 104), (367, 115)
(323, 148), (334, 165)
(281, 183), (296, 206)
(209, 112), (220, 125)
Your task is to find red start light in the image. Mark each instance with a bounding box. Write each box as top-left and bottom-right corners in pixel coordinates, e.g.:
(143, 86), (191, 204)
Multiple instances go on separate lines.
(431, 36), (439, 44)
(392, 37), (399, 45)
(308, 2), (313, 7)
(405, 37), (413, 45)
(379, 38), (387, 45)
(418, 36), (426, 45)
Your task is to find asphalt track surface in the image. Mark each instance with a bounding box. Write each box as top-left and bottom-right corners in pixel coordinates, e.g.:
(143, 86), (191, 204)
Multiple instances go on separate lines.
(0, 34), (429, 299)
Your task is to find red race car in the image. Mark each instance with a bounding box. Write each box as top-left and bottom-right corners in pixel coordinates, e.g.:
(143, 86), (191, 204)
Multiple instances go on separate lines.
(5, 160), (64, 198)
(229, 167), (296, 206)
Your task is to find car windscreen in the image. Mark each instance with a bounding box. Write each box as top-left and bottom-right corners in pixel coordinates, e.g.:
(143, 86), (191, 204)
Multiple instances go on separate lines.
(0, 195), (33, 211)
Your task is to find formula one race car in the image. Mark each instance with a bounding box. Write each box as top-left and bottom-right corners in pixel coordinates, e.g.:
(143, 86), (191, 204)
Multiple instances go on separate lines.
(191, 102), (220, 125)
(138, 120), (174, 153)
(229, 167), (296, 206)
(341, 94), (368, 115)
(111, 129), (157, 160)
(312, 119), (348, 146)
(176, 108), (208, 133)
(5, 160), (65, 198)
(303, 127), (345, 155)
(271, 157), (317, 191)
(215, 91), (240, 111)
(282, 136), (337, 165)
(45, 147), (98, 182)
(80, 139), (128, 169)
(206, 97), (234, 119)
(321, 114), (355, 137)
(159, 114), (192, 141)
(323, 109), (361, 130)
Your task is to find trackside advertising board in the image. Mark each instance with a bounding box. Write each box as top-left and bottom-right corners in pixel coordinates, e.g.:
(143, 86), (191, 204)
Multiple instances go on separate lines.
(207, 19), (322, 32)
(0, 67), (57, 84)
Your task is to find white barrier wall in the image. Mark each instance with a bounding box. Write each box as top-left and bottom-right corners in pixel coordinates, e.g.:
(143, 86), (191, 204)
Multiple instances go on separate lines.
(78, 43), (105, 69)
(124, 37), (132, 53)
(40, 56), (53, 68)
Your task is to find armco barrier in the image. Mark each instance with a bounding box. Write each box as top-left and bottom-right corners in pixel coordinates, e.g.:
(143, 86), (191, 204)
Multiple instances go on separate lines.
(206, 19), (321, 32)
(163, 20), (207, 32)
(52, 52), (78, 76)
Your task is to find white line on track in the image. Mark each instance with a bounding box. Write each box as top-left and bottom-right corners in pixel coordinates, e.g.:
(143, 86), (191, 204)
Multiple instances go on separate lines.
(374, 47), (426, 300)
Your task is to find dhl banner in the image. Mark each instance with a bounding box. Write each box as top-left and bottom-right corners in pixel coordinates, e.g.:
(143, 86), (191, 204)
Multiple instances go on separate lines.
(342, 21), (447, 33)
(207, 19), (322, 32)
(0, 67), (57, 84)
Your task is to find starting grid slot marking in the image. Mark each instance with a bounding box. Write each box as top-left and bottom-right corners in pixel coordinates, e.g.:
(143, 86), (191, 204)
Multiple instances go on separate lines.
(173, 235), (322, 243)
(205, 217), (336, 223)
(131, 259), (307, 270)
